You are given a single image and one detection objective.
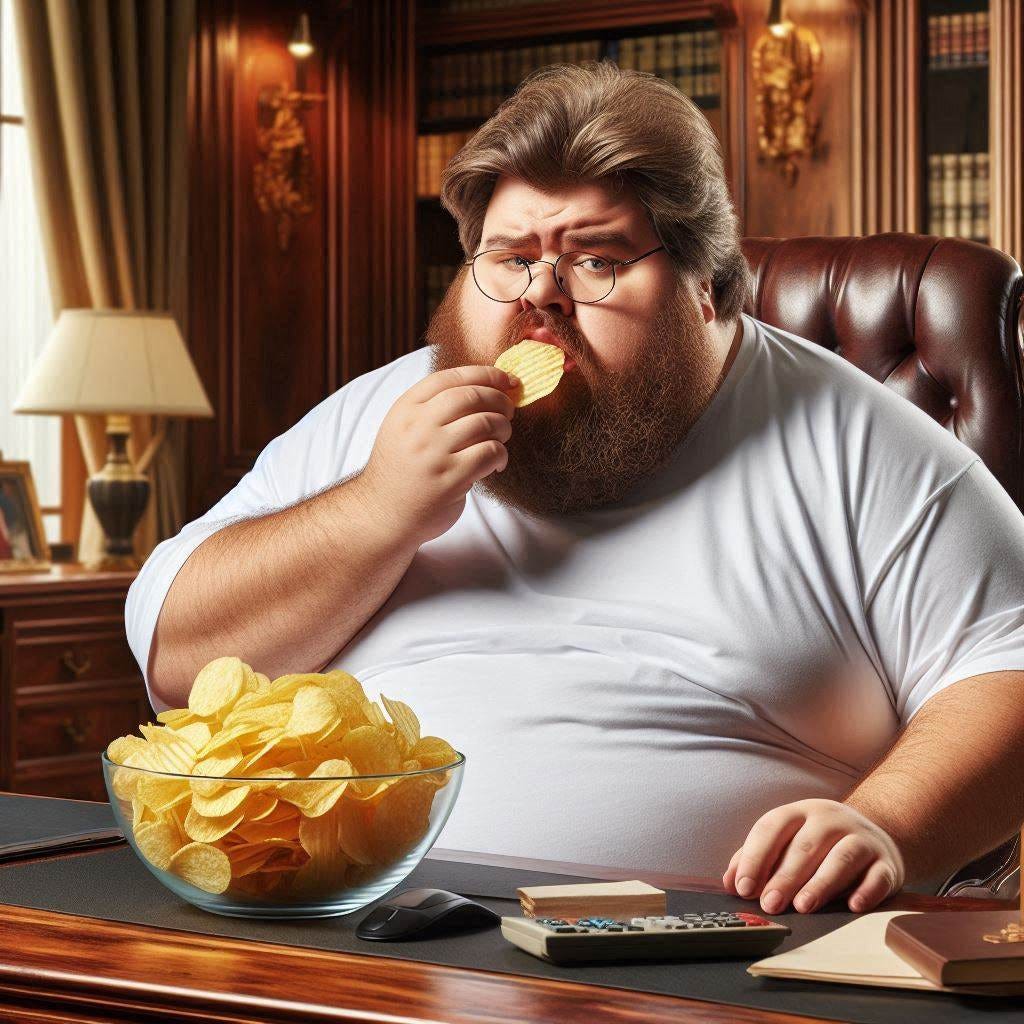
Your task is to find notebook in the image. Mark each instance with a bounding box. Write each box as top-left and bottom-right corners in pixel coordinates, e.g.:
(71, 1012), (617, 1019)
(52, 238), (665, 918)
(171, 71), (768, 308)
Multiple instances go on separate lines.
(748, 911), (1024, 997)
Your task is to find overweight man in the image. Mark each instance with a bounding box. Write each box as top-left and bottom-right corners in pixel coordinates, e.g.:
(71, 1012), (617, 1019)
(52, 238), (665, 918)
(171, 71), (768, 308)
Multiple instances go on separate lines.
(127, 62), (1024, 918)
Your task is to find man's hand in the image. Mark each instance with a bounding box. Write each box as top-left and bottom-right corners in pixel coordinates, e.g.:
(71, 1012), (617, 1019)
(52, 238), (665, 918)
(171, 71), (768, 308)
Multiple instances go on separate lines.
(721, 799), (906, 915)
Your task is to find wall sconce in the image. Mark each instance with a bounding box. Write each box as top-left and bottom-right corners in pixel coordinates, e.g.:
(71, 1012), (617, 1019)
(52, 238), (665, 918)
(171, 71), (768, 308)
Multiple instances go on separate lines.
(752, 0), (823, 186)
(254, 12), (326, 251)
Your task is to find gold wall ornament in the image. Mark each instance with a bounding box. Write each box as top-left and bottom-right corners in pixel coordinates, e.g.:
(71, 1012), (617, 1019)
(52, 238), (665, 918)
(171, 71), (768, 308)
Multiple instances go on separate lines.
(254, 81), (326, 251)
(752, 19), (823, 186)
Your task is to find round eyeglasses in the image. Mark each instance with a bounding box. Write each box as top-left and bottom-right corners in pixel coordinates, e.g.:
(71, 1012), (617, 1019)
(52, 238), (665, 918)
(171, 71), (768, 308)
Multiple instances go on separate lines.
(465, 246), (666, 304)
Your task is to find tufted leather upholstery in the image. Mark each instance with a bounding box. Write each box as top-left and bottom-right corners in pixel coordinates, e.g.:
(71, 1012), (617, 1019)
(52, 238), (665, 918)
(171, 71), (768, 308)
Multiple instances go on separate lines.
(740, 232), (1024, 898)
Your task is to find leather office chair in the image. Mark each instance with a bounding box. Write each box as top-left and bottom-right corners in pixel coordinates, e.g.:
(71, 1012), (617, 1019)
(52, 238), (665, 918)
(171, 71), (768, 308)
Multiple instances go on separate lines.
(740, 232), (1024, 899)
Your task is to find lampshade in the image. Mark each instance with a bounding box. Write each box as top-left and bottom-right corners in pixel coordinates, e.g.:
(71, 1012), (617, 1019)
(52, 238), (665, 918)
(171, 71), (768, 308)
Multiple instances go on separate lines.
(14, 309), (213, 417)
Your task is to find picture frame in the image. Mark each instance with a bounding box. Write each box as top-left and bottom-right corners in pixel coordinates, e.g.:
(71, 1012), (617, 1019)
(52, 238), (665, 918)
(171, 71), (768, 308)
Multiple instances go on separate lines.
(0, 456), (51, 573)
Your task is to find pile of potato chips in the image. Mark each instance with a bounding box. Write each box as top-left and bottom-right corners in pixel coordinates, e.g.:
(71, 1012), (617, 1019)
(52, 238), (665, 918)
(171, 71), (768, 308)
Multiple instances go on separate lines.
(495, 338), (566, 407)
(105, 657), (459, 899)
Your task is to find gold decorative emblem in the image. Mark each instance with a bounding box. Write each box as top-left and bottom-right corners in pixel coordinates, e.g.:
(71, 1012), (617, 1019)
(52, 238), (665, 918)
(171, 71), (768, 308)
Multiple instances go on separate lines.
(254, 82), (326, 251)
(983, 919), (1024, 944)
(752, 20), (822, 186)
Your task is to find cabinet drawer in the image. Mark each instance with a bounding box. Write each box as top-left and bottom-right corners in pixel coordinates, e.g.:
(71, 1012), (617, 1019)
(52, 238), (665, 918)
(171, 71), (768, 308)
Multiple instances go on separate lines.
(17, 694), (147, 762)
(13, 632), (139, 690)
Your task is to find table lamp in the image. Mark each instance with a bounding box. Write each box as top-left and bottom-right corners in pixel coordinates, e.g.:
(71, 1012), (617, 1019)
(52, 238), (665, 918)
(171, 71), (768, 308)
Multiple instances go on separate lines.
(14, 309), (213, 570)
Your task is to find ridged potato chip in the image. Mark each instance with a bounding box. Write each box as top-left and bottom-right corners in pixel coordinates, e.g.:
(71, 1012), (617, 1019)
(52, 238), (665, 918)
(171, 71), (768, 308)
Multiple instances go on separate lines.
(168, 842), (232, 894)
(495, 338), (566, 407)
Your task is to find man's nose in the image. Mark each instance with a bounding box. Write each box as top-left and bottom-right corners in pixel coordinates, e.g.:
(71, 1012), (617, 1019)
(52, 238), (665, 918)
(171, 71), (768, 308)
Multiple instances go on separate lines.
(519, 261), (574, 317)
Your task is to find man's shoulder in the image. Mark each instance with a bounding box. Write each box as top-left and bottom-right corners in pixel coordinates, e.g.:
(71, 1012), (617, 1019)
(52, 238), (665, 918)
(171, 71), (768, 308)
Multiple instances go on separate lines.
(746, 314), (979, 475)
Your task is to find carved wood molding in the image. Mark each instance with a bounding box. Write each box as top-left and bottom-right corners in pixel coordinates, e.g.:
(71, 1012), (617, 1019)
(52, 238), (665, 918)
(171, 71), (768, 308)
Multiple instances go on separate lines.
(990, 0), (1024, 267)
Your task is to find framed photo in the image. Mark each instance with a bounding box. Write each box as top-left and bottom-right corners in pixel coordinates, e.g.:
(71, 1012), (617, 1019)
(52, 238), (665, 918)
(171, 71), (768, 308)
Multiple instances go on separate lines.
(0, 458), (50, 573)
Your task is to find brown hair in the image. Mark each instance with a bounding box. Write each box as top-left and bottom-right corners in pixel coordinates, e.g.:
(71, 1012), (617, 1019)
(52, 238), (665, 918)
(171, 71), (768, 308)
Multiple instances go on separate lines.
(440, 60), (750, 322)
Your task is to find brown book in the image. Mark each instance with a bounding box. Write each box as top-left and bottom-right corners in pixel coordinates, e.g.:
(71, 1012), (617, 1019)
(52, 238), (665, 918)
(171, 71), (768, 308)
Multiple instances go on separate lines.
(886, 911), (1024, 986)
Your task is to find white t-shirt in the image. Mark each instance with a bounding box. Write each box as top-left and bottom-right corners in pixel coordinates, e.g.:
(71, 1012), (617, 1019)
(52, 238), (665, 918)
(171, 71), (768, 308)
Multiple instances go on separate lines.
(126, 312), (1024, 881)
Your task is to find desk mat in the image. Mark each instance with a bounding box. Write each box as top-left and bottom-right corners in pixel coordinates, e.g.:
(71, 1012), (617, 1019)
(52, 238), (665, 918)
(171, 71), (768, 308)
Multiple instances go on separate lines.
(2, 844), (1022, 1024)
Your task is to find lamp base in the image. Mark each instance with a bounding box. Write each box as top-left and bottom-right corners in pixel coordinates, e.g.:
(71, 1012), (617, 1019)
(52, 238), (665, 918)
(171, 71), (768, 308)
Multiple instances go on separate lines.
(86, 415), (150, 572)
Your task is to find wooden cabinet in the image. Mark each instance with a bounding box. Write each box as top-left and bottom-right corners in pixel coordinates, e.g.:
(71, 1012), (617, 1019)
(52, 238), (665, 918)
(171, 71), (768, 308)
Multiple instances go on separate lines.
(0, 567), (152, 802)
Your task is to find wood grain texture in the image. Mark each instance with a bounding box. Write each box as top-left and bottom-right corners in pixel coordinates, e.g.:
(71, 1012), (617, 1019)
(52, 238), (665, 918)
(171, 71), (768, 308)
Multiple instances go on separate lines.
(417, 0), (738, 49)
(990, 0), (1024, 267)
(859, 0), (922, 235)
(0, 831), (1015, 1024)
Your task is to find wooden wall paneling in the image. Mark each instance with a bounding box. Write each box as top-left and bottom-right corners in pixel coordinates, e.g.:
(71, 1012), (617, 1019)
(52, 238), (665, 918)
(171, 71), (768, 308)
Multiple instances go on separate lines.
(187, 0), (415, 519)
(335, 0), (418, 386)
(990, 0), (1024, 268)
(858, 0), (922, 235)
(738, 0), (863, 239)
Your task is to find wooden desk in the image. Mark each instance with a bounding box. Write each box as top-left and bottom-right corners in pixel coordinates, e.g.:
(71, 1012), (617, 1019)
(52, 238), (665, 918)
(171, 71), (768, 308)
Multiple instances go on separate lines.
(0, 798), (1016, 1024)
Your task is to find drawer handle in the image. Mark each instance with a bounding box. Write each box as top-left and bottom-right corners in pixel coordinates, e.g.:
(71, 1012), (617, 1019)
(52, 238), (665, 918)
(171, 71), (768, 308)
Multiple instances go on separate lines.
(61, 650), (92, 678)
(61, 717), (88, 745)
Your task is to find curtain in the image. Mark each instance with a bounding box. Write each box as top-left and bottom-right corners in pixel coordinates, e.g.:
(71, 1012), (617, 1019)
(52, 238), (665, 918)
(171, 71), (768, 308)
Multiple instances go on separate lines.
(12, 0), (194, 562)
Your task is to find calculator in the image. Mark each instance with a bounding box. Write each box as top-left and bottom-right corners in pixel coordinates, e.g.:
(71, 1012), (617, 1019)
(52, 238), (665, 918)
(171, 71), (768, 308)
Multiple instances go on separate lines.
(500, 912), (791, 964)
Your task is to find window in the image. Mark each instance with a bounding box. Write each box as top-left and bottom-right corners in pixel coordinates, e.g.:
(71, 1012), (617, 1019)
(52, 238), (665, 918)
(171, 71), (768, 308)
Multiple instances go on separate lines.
(1, 0), (59, 541)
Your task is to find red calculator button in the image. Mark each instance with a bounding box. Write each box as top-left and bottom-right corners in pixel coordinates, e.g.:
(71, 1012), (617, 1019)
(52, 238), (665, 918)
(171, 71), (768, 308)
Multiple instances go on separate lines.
(736, 912), (774, 927)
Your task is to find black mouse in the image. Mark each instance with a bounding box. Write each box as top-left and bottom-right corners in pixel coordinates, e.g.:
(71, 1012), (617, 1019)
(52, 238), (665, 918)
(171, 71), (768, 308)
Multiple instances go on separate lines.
(355, 887), (500, 941)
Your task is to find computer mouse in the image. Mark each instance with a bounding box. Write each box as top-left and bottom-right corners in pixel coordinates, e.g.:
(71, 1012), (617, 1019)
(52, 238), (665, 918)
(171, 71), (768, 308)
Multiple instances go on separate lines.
(355, 887), (500, 941)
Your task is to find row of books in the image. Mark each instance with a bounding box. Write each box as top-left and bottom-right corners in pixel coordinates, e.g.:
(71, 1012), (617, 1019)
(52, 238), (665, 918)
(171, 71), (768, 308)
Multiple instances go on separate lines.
(417, 130), (476, 197)
(927, 12), (988, 68)
(926, 152), (989, 242)
(419, 31), (722, 123)
(420, 41), (599, 122)
(423, 263), (461, 323)
(607, 32), (721, 98)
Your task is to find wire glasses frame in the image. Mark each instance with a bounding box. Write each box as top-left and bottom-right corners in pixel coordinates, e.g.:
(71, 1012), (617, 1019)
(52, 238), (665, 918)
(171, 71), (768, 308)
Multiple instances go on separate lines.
(464, 245), (667, 304)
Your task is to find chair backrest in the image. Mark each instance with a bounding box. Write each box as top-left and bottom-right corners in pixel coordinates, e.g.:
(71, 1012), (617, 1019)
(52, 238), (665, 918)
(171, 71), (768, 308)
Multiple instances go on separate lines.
(739, 233), (1024, 899)
(741, 233), (1024, 513)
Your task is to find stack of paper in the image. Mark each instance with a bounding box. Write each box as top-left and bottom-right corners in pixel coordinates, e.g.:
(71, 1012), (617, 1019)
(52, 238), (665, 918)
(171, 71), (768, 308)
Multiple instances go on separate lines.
(748, 911), (1024, 997)
(516, 880), (666, 920)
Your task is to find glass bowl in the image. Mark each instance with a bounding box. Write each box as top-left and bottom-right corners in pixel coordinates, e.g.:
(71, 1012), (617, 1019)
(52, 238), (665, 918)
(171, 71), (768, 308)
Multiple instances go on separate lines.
(101, 749), (465, 919)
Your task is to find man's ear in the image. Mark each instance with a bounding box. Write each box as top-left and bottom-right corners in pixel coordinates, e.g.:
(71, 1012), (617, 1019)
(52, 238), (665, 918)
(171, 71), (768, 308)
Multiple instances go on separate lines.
(695, 277), (717, 324)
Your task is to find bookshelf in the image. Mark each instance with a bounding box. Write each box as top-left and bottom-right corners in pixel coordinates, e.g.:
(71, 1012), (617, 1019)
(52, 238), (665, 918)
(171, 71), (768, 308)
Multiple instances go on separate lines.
(414, 0), (739, 340)
(922, 0), (990, 243)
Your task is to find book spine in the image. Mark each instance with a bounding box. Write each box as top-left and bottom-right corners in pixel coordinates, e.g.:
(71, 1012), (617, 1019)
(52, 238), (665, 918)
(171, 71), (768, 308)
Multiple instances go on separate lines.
(957, 152), (974, 238)
(974, 152), (989, 241)
(656, 33), (674, 88)
(619, 37), (636, 71)
(941, 154), (958, 236)
(927, 153), (943, 235)
(884, 920), (948, 987)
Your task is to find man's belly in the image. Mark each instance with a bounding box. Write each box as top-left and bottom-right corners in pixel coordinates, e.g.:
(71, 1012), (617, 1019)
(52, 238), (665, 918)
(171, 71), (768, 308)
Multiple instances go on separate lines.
(326, 640), (883, 877)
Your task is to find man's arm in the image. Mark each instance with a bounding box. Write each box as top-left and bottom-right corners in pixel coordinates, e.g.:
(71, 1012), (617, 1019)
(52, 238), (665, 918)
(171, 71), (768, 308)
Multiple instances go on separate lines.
(148, 471), (422, 710)
(722, 669), (1024, 913)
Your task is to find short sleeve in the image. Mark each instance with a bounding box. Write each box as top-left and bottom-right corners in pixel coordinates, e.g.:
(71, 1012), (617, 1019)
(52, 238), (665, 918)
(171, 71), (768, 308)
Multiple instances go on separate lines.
(864, 459), (1024, 725)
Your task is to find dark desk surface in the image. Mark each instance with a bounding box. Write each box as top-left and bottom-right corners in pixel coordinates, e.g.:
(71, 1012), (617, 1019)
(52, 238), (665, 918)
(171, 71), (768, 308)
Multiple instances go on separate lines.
(0, 792), (1016, 1024)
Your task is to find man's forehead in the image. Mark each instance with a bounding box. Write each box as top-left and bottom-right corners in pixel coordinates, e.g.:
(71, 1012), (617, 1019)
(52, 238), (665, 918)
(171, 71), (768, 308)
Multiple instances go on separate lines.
(483, 176), (643, 245)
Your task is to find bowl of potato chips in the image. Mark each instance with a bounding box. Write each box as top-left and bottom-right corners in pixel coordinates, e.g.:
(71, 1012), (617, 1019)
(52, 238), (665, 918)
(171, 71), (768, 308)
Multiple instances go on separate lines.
(103, 656), (463, 918)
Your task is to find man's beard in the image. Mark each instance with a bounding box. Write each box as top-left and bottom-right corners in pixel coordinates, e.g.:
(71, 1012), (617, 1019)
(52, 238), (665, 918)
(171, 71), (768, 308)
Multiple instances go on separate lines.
(426, 269), (721, 518)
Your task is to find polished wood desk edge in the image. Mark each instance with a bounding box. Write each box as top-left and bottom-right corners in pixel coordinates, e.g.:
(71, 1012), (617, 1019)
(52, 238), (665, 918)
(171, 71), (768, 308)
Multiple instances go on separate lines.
(0, 903), (831, 1024)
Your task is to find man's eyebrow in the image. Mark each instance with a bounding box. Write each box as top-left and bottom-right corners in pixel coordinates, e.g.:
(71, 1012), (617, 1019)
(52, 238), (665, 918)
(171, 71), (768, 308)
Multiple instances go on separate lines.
(481, 228), (635, 251)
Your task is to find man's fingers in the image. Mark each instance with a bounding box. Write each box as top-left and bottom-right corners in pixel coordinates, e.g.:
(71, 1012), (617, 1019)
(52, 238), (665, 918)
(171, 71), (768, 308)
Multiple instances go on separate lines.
(409, 364), (518, 404)
(792, 835), (877, 914)
(721, 847), (742, 893)
(733, 808), (805, 899)
(847, 858), (899, 913)
(757, 824), (840, 914)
